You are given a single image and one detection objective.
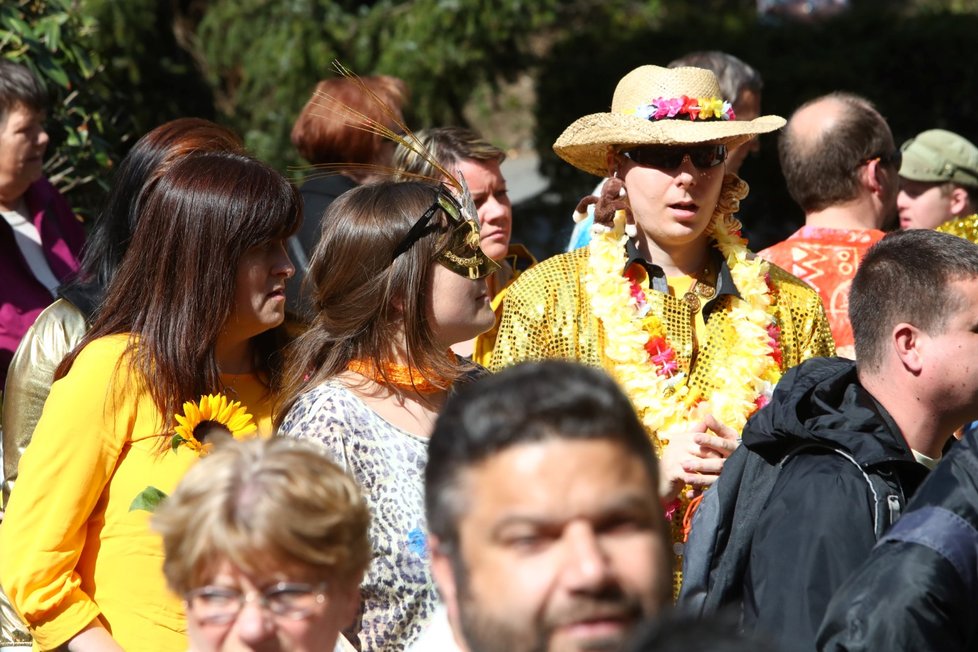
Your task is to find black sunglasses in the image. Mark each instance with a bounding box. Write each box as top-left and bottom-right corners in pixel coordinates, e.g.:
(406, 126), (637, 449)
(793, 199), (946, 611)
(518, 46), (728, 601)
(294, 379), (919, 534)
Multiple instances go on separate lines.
(621, 144), (727, 170)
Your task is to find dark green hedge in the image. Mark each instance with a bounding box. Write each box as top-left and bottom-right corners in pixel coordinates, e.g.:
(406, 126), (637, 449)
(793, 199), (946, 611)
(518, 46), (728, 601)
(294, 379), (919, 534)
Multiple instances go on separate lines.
(522, 7), (978, 257)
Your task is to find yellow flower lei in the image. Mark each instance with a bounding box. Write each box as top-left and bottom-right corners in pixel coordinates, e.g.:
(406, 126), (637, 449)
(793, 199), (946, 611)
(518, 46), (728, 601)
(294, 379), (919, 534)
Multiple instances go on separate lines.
(584, 175), (783, 446)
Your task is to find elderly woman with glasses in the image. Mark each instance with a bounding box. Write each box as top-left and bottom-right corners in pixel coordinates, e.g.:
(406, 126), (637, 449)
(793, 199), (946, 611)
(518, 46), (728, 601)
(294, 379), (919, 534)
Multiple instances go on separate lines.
(490, 65), (835, 594)
(153, 437), (370, 652)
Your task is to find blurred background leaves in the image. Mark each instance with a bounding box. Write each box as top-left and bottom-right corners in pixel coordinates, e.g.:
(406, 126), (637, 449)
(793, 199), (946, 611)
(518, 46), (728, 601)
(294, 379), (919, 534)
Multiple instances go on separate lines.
(4, 0), (978, 255)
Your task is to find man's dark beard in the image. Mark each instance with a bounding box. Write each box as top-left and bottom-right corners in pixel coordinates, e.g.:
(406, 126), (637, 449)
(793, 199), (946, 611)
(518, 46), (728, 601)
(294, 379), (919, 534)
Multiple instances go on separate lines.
(452, 556), (642, 652)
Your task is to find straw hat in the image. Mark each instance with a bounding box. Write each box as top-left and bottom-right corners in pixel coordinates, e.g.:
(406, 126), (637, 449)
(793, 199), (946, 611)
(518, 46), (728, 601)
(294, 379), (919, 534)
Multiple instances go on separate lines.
(553, 65), (786, 176)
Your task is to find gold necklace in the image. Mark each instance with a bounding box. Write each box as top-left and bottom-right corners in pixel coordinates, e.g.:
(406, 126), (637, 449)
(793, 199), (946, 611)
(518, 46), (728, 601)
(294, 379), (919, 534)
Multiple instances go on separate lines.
(681, 261), (717, 313)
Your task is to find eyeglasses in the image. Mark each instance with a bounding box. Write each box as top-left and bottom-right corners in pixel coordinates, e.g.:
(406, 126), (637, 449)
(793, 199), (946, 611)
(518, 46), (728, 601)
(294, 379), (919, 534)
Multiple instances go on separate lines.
(391, 187), (500, 280)
(857, 149), (903, 170)
(185, 582), (328, 625)
(621, 144), (727, 170)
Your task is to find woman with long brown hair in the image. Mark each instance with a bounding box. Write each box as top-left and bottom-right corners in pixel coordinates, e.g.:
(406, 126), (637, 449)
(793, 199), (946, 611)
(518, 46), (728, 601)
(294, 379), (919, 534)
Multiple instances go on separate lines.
(0, 117), (243, 649)
(0, 150), (300, 651)
(278, 180), (497, 651)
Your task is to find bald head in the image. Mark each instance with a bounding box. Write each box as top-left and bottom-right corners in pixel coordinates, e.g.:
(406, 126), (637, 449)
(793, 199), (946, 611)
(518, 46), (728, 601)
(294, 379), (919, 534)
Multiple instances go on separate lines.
(779, 92), (895, 214)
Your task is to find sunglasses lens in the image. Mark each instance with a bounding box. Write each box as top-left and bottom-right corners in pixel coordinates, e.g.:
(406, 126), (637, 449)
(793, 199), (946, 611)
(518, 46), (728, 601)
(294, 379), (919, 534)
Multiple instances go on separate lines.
(689, 145), (727, 168)
(624, 145), (726, 170)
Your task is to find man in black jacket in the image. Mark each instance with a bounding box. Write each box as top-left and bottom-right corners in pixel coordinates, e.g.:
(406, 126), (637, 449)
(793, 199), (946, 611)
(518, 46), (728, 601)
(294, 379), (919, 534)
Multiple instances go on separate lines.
(681, 229), (978, 652)
(817, 420), (978, 651)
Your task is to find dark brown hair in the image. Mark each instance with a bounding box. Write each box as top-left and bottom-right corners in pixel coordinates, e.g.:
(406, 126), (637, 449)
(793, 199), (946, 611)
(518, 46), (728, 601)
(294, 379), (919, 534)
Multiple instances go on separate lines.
(291, 75), (408, 181)
(58, 151), (302, 444)
(277, 181), (465, 420)
(66, 118), (243, 314)
(851, 229), (978, 371)
(0, 60), (48, 124)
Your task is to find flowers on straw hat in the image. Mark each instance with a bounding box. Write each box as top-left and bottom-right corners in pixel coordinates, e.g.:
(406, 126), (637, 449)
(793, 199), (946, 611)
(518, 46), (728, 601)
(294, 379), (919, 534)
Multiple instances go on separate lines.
(553, 65), (786, 176)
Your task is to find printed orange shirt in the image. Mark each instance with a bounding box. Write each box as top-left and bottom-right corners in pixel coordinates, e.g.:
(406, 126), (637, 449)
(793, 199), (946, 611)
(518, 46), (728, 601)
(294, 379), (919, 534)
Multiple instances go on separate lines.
(759, 226), (885, 359)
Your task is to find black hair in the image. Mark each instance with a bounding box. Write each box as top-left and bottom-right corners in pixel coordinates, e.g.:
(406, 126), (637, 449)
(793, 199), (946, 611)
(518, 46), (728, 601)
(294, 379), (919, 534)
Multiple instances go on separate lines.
(425, 360), (659, 547)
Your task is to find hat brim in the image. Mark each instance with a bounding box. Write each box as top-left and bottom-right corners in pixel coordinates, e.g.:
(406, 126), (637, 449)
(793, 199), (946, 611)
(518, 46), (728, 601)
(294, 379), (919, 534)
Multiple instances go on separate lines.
(553, 113), (786, 177)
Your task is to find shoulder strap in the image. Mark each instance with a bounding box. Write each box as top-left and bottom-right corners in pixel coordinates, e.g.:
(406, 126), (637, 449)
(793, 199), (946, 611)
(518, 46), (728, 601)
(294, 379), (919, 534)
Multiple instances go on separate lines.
(682, 446), (785, 615)
(685, 442), (904, 616)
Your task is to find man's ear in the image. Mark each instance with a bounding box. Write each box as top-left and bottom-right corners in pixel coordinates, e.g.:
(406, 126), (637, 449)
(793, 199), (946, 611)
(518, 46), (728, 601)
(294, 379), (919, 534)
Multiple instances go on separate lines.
(864, 158), (885, 195)
(893, 322), (924, 374)
(949, 186), (972, 217)
(429, 534), (458, 609)
(430, 534), (470, 649)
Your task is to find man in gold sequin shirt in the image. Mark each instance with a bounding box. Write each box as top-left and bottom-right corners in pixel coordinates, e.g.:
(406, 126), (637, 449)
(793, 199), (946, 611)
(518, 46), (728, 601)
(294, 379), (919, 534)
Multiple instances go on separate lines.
(490, 65), (834, 593)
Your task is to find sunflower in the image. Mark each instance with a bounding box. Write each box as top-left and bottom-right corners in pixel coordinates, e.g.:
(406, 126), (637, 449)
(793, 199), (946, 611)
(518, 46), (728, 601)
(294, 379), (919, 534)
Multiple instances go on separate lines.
(171, 393), (257, 454)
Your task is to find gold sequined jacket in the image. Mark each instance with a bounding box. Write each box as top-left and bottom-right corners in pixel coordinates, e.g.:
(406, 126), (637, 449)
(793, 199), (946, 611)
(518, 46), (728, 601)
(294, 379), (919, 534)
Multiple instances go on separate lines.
(490, 245), (835, 595)
(937, 213), (978, 243)
(491, 245), (835, 379)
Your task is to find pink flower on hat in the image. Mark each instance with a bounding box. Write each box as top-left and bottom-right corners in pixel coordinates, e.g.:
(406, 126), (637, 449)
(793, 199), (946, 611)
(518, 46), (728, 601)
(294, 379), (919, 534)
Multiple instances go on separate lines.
(660, 97), (685, 118)
(721, 101), (736, 120)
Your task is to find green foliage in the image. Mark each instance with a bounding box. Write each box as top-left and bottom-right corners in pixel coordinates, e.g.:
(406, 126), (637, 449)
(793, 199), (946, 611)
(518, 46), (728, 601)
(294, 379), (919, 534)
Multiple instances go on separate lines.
(129, 485), (167, 512)
(195, 0), (563, 173)
(1, 0), (121, 219)
(79, 0), (215, 137)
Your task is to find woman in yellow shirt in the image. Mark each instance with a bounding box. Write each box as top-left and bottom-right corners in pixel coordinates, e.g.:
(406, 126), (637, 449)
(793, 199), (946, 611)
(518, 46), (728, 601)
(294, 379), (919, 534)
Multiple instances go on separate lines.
(0, 150), (300, 651)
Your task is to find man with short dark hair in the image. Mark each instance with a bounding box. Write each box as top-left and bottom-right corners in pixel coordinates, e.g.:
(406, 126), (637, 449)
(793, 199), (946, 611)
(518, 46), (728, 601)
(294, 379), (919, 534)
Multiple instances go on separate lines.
(417, 361), (672, 652)
(684, 229), (978, 652)
(760, 92), (899, 357)
(897, 128), (978, 239)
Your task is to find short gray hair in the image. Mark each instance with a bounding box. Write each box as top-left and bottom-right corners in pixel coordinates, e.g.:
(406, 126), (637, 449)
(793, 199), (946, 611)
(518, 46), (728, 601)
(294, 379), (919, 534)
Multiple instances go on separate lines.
(667, 51), (763, 101)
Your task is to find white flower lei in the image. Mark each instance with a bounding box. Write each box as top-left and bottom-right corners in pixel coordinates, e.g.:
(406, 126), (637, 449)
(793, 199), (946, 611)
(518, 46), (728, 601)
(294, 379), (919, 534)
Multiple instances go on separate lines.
(584, 176), (782, 446)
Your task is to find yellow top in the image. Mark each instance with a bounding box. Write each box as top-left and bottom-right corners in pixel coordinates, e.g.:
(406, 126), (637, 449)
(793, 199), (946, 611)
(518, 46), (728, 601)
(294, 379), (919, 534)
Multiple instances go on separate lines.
(0, 334), (273, 651)
(3, 298), (89, 509)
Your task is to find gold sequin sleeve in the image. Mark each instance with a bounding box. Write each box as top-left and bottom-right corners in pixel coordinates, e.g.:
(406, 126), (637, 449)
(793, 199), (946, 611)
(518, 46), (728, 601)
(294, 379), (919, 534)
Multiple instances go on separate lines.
(937, 214), (978, 243)
(766, 262), (837, 365)
(490, 248), (605, 371)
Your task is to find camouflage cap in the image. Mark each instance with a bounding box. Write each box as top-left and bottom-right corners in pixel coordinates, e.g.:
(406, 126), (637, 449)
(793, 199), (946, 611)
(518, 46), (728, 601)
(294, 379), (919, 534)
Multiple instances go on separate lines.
(899, 129), (978, 187)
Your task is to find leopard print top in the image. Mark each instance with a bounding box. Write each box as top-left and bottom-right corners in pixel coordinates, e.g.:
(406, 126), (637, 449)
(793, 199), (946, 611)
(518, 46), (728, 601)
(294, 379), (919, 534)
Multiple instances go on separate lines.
(280, 380), (436, 652)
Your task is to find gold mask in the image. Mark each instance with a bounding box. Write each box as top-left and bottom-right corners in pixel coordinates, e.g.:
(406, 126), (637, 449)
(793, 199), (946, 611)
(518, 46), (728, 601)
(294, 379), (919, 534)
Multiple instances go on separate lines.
(391, 183), (500, 280)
